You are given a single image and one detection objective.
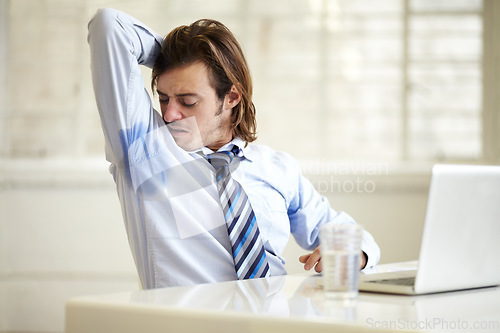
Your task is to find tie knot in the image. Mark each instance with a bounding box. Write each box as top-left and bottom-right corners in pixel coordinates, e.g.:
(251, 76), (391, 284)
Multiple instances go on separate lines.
(205, 146), (240, 176)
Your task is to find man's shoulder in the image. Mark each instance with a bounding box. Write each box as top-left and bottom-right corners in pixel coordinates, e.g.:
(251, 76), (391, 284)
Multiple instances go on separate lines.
(244, 143), (298, 168)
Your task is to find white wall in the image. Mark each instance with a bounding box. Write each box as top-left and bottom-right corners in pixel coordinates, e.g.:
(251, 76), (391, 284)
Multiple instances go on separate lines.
(0, 161), (139, 333)
(0, 160), (430, 333)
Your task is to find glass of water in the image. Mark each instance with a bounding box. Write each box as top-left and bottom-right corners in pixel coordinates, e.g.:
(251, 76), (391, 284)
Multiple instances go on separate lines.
(320, 223), (362, 300)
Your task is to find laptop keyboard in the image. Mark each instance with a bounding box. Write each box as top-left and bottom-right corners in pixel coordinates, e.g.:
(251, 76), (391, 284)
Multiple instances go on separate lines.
(369, 276), (416, 286)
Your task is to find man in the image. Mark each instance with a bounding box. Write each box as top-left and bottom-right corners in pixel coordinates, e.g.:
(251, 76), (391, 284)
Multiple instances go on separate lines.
(88, 8), (380, 289)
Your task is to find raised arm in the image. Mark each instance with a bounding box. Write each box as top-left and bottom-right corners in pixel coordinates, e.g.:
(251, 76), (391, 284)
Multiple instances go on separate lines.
(87, 8), (163, 165)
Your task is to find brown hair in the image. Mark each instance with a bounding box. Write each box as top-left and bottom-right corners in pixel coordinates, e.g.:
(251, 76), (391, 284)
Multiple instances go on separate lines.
(151, 19), (257, 143)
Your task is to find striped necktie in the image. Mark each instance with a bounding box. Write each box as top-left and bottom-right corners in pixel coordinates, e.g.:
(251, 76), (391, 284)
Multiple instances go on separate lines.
(205, 146), (270, 280)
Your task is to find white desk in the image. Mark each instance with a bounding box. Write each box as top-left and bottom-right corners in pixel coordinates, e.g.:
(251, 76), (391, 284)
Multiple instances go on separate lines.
(66, 263), (500, 333)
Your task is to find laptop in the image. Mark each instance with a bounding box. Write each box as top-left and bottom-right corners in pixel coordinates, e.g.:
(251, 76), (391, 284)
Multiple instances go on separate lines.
(359, 164), (500, 295)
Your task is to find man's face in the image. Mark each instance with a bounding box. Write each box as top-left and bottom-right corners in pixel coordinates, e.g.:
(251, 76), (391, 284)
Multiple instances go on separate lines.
(157, 61), (237, 152)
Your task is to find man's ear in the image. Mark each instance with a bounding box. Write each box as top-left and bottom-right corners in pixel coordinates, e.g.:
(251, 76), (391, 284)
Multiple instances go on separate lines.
(224, 85), (241, 109)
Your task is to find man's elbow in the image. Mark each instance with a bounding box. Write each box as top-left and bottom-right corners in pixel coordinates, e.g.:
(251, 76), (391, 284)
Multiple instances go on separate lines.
(87, 8), (120, 44)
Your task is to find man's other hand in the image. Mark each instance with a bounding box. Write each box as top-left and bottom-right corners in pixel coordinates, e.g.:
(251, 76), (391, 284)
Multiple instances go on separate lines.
(299, 246), (367, 272)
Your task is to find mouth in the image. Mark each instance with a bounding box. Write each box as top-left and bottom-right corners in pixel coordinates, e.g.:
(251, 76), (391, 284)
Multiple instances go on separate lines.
(165, 118), (203, 150)
(166, 123), (190, 135)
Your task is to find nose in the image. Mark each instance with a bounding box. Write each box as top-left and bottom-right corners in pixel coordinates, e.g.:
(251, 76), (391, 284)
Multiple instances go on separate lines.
(162, 100), (183, 123)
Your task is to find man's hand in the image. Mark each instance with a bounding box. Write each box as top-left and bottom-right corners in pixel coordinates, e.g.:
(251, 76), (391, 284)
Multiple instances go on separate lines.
(299, 246), (323, 273)
(299, 246), (367, 272)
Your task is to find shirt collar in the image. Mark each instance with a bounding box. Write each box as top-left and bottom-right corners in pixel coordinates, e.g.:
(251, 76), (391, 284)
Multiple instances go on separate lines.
(192, 137), (254, 162)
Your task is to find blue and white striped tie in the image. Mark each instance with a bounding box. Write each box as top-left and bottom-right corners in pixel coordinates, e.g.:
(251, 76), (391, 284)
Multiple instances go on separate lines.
(205, 146), (270, 280)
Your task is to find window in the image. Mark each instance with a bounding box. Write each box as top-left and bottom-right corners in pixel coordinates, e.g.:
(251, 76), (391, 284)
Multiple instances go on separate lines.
(248, 0), (486, 162)
(406, 0), (483, 161)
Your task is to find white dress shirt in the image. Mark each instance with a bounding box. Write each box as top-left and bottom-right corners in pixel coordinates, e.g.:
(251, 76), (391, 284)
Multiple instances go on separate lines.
(88, 8), (380, 289)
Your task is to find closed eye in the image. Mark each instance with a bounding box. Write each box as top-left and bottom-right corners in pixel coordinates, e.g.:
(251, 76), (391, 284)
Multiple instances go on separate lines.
(156, 90), (199, 107)
(178, 95), (199, 107)
(180, 99), (197, 107)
